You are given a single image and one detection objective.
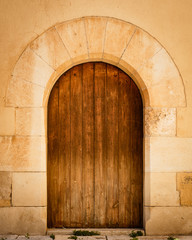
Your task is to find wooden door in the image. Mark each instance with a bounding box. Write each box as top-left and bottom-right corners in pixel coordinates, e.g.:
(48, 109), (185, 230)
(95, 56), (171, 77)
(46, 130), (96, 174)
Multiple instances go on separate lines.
(47, 62), (143, 228)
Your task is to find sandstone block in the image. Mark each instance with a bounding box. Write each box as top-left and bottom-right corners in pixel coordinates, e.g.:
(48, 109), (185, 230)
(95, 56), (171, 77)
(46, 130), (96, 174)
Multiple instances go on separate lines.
(103, 19), (135, 62)
(13, 47), (54, 87)
(121, 28), (161, 70)
(6, 77), (44, 107)
(0, 207), (46, 234)
(145, 107), (176, 136)
(0, 107), (15, 135)
(144, 172), (179, 206)
(30, 27), (71, 70)
(56, 19), (88, 60)
(145, 137), (192, 172)
(84, 17), (107, 59)
(145, 206), (192, 235)
(0, 136), (46, 171)
(177, 172), (192, 206)
(12, 172), (46, 206)
(0, 172), (12, 207)
(16, 108), (45, 136)
(177, 107), (192, 137)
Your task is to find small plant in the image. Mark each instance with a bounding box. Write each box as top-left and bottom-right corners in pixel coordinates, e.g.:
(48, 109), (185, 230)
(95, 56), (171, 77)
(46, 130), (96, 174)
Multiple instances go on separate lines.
(73, 230), (100, 236)
(0, 238), (7, 240)
(167, 237), (179, 240)
(50, 234), (55, 240)
(132, 238), (138, 240)
(68, 236), (77, 240)
(25, 233), (30, 239)
(129, 231), (143, 238)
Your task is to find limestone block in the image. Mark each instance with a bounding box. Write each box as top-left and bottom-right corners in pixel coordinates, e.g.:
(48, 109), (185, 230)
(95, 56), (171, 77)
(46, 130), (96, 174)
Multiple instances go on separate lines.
(145, 206), (192, 235)
(144, 172), (180, 206)
(0, 207), (46, 234)
(0, 172), (12, 207)
(121, 28), (162, 70)
(0, 107), (15, 135)
(56, 19), (88, 61)
(16, 108), (45, 136)
(6, 77), (44, 107)
(13, 47), (54, 87)
(0, 136), (46, 171)
(145, 137), (192, 172)
(30, 27), (71, 70)
(103, 19), (135, 62)
(177, 107), (192, 137)
(12, 172), (46, 206)
(177, 172), (192, 206)
(145, 107), (176, 136)
(84, 17), (107, 59)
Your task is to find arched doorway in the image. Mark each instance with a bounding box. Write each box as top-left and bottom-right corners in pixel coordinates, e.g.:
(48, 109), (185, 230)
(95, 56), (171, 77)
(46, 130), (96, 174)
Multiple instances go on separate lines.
(47, 62), (143, 228)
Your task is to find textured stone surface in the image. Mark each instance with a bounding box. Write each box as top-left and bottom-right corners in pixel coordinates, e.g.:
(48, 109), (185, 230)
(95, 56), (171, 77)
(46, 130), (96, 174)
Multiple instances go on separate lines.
(0, 107), (15, 135)
(16, 108), (45, 136)
(84, 17), (107, 59)
(145, 137), (192, 172)
(103, 19), (135, 62)
(144, 173), (180, 206)
(145, 206), (192, 235)
(121, 28), (162, 70)
(177, 107), (192, 137)
(13, 47), (54, 87)
(0, 172), (12, 207)
(0, 207), (46, 234)
(0, 136), (46, 171)
(145, 108), (176, 136)
(30, 27), (71, 70)
(6, 77), (44, 107)
(177, 172), (192, 206)
(12, 172), (46, 206)
(56, 19), (88, 60)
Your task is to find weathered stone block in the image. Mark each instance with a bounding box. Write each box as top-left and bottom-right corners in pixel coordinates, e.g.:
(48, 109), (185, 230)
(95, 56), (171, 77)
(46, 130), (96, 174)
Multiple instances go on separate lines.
(0, 207), (46, 234)
(103, 19), (135, 62)
(0, 172), (12, 207)
(30, 27), (71, 70)
(0, 107), (15, 135)
(13, 47), (54, 87)
(177, 107), (192, 137)
(0, 136), (46, 171)
(56, 19), (88, 60)
(177, 172), (192, 206)
(16, 108), (45, 136)
(6, 77), (44, 107)
(145, 206), (192, 235)
(145, 107), (176, 136)
(144, 172), (180, 206)
(84, 17), (107, 59)
(145, 137), (192, 172)
(12, 172), (46, 206)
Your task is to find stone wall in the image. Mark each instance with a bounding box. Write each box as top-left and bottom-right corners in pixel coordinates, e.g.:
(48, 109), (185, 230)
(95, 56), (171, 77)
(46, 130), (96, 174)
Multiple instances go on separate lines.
(0, 0), (192, 236)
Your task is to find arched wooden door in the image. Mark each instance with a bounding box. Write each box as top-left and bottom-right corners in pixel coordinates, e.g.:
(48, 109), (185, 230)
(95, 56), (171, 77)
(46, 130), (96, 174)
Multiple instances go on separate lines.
(47, 62), (143, 228)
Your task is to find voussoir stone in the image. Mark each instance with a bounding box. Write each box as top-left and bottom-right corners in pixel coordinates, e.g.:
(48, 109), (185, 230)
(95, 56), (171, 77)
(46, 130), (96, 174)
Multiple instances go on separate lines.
(13, 47), (54, 87)
(0, 107), (15, 135)
(30, 27), (71, 70)
(56, 19), (88, 60)
(0, 172), (12, 207)
(177, 172), (192, 206)
(103, 18), (135, 62)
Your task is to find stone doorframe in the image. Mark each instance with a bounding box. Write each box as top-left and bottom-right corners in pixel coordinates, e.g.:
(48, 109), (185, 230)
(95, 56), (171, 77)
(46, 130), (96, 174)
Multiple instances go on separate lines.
(5, 17), (186, 234)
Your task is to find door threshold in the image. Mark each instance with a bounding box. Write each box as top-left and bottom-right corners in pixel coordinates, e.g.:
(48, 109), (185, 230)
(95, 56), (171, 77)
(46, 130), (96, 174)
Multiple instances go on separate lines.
(47, 228), (145, 236)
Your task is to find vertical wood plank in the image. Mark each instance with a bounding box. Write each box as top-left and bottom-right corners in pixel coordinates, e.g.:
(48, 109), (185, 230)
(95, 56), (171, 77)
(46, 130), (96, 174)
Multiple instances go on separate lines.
(94, 62), (106, 227)
(47, 81), (59, 227)
(70, 65), (83, 227)
(106, 64), (119, 227)
(58, 71), (71, 227)
(82, 63), (94, 227)
(118, 70), (132, 227)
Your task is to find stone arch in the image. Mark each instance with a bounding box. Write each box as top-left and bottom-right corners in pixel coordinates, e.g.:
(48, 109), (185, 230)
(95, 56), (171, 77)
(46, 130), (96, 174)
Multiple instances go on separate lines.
(5, 16), (186, 233)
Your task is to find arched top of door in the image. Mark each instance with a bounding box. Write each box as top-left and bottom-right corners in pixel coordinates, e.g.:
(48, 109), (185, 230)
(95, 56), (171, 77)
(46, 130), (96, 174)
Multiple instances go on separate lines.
(6, 16), (186, 108)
